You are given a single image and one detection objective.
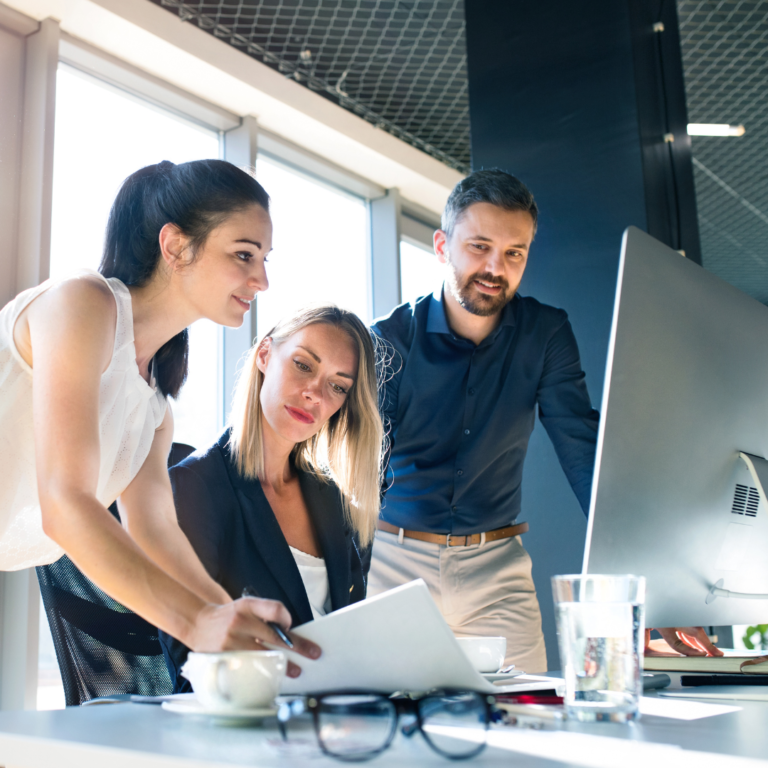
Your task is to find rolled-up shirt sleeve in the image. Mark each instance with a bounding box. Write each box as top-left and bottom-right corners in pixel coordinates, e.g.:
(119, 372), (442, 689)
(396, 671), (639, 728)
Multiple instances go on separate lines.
(536, 315), (600, 515)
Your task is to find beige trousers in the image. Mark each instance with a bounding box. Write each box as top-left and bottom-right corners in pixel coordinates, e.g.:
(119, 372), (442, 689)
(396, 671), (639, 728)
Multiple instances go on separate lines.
(367, 530), (548, 673)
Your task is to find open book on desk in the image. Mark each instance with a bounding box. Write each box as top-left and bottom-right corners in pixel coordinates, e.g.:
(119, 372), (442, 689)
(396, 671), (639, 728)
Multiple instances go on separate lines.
(281, 579), (559, 696)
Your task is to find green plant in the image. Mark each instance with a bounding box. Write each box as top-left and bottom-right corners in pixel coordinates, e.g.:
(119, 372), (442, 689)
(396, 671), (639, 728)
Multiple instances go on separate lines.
(742, 625), (768, 650)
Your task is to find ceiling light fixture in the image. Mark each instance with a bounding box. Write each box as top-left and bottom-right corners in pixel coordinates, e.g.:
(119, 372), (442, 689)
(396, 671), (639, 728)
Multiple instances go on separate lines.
(687, 124), (745, 137)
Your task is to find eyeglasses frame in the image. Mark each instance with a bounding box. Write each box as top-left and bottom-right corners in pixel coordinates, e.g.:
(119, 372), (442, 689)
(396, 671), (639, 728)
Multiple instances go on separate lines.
(299, 689), (497, 762)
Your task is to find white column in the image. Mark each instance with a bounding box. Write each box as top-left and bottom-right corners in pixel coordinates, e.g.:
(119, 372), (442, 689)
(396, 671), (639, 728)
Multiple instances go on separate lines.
(0, 570), (40, 711)
(0, 13), (60, 712)
(221, 116), (259, 424)
(0, 37), (21, 292)
(16, 17), (59, 293)
(0, 5), (37, 306)
(370, 189), (402, 319)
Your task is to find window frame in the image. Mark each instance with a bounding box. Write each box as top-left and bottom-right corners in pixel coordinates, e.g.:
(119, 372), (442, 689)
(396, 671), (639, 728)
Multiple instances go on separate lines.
(58, 33), (239, 134)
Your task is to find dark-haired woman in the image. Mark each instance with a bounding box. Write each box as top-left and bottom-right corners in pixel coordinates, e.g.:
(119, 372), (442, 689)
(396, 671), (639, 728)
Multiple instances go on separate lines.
(0, 159), (318, 669)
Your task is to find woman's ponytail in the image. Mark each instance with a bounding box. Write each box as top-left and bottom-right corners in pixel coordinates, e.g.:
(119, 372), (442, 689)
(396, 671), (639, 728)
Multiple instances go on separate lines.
(99, 159), (269, 398)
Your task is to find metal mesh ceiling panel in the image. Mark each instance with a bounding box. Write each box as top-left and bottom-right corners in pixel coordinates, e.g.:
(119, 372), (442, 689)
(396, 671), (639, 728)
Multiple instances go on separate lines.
(152, 0), (470, 172)
(678, 0), (768, 304)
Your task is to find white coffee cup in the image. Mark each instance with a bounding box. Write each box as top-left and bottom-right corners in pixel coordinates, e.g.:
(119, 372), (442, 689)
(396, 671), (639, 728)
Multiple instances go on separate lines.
(456, 636), (507, 673)
(181, 650), (286, 711)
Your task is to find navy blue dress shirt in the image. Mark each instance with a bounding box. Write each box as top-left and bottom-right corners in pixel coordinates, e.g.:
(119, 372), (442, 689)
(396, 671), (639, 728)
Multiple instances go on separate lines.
(372, 289), (599, 534)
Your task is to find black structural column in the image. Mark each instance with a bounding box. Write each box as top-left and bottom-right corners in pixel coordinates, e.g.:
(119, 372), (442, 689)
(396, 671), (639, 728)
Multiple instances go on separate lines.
(465, 0), (700, 669)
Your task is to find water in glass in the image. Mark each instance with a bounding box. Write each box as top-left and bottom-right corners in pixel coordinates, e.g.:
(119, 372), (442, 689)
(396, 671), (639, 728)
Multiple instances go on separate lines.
(553, 575), (645, 723)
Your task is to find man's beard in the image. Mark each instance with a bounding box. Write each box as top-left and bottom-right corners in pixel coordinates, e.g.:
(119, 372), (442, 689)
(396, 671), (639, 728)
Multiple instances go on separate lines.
(445, 261), (513, 317)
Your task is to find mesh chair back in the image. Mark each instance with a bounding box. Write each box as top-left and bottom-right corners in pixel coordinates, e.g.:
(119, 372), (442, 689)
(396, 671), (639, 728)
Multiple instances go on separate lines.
(36, 442), (195, 706)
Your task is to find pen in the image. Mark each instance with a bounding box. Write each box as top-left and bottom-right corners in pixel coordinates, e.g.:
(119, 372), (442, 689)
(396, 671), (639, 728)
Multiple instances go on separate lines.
(241, 587), (295, 649)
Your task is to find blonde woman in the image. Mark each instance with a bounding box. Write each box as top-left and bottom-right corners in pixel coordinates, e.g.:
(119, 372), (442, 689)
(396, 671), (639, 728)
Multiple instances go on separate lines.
(160, 306), (383, 690)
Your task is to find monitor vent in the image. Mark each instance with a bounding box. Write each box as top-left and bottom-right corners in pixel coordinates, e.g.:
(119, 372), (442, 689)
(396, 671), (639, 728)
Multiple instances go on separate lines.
(746, 487), (760, 517)
(732, 484), (760, 517)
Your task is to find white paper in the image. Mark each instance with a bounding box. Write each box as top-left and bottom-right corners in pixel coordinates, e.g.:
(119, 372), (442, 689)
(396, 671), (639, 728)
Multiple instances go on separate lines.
(282, 580), (548, 695)
(639, 695), (741, 720)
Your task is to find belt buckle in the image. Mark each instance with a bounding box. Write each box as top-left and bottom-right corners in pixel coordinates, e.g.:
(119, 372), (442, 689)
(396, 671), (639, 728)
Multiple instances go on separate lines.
(446, 534), (465, 547)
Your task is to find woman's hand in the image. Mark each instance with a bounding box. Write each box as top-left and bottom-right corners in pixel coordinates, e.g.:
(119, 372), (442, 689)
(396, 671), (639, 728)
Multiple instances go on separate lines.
(190, 597), (322, 678)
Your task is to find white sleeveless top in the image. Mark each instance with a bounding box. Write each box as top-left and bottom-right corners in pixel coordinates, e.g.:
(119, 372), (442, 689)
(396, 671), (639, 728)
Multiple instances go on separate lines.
(289, 545), (332, 621)
(0, 272), (167, 571)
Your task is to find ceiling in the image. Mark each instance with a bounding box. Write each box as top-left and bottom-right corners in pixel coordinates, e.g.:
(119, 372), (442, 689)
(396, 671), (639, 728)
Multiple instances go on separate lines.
(151, 0), (767, 303)
(150, 0), (470, 173)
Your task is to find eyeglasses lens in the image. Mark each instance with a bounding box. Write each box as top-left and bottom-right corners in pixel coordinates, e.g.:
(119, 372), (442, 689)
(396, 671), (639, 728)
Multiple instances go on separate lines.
(418, 693), (489, 758)
(316, 695), (396, 759)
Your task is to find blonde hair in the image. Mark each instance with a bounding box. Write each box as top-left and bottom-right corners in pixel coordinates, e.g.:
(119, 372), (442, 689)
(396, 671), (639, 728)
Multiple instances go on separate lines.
(229, 306), (383, 547)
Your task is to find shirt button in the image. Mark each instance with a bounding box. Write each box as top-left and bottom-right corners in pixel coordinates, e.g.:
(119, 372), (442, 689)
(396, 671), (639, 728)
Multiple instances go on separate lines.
(468, 388), (476, 395)
(457, 469), (464, 476)
(452, 506), (458, 512)
(464, 429), (470, 435)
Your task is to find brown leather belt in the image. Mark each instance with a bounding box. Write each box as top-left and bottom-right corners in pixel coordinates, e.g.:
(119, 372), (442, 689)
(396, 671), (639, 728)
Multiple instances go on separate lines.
(376, 520), (529, 547)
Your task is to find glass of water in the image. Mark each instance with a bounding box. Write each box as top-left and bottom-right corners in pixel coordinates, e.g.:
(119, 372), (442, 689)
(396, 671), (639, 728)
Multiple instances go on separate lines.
(552, 574), (645, 723)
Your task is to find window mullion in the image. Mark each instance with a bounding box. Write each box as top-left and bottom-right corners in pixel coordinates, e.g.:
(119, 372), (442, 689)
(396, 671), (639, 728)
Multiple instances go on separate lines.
(221, 117), (259, 427)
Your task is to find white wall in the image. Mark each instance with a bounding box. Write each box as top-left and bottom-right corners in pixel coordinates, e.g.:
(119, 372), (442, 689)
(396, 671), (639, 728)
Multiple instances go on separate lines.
(0, 22), (27, 305)
(0, 6), (56, 710)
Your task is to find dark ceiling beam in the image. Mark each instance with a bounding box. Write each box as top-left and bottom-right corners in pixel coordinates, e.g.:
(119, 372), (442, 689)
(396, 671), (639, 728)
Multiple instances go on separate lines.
(629, 0), (701, 262)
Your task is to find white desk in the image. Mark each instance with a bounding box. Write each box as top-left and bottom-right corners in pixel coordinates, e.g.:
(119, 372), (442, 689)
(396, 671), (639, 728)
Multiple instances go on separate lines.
(1, 692), (768, 768)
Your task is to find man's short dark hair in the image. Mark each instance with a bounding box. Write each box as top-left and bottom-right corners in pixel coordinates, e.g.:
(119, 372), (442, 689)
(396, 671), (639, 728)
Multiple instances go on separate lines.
(441, 168), (538, 238)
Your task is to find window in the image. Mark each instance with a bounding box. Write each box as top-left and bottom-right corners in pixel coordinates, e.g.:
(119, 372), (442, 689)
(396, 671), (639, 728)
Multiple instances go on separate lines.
(400, 239), (443, 307)
(49, 65), (222, 450)
(50, 66), (221, 278)
(254, 156), (370, 335)
(40, 66), (222, 710)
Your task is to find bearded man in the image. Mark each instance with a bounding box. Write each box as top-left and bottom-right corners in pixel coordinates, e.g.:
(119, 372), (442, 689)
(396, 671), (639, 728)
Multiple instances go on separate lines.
(367, 169), (599, 673)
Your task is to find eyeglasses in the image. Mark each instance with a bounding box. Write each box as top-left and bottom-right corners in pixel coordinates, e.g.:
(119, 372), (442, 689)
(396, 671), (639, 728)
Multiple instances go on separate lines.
(278, 690), (496, 762)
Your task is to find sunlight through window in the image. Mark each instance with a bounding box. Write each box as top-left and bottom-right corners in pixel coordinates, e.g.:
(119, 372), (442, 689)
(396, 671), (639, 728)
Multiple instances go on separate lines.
(254, 157), (370, 335)
(400, 239), (444, 308)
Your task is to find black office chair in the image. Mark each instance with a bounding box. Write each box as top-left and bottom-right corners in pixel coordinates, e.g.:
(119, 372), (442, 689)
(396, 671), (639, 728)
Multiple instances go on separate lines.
(36, 442), (195, 706)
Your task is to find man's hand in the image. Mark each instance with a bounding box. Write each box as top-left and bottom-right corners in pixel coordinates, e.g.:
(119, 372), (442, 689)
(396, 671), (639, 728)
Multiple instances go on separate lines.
(190, 597), (322, 678)
(644, 627), (724, 657)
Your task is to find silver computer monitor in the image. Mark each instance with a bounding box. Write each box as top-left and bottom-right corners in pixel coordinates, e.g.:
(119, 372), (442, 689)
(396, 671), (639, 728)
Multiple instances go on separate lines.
(583, 226), (768, 628)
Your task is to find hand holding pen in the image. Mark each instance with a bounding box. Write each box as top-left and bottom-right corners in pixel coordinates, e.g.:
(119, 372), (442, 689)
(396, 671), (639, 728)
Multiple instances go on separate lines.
(241, 587), (294, 648)
(191, 596), (320, 677)
(239, 588), (321, 678)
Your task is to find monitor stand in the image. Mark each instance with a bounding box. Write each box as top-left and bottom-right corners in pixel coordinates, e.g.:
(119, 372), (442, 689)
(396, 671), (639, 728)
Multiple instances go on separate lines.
(707, 452), (768, 604)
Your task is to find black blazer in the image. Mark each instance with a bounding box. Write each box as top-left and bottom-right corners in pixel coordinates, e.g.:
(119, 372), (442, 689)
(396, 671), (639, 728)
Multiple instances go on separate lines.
(160, 429), (369, 691)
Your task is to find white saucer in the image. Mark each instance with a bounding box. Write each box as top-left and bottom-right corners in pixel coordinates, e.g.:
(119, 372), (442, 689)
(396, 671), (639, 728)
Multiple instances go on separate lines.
(481, 669), (524, 683)
(162, 698), (278, 723)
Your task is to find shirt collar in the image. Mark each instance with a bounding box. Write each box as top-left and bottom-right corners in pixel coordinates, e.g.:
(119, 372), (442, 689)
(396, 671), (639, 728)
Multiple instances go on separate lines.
(427, 286), (452, 334)
(427, 285), (517, 342)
